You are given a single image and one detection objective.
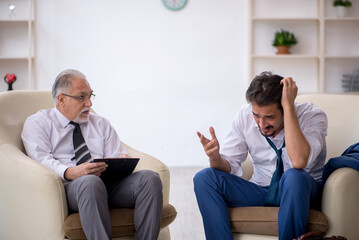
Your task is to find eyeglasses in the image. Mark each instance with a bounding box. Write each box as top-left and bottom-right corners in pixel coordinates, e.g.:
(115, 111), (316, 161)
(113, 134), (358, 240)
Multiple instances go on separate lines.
(61, 93), (96, 102)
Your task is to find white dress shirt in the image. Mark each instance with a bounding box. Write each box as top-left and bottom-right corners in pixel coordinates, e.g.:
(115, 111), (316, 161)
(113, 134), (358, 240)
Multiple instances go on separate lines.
(21, 107), (127, 183)
(220, 102), (328, 187)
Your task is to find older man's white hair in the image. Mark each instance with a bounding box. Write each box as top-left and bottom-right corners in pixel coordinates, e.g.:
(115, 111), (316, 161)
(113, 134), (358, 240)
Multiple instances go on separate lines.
(52, 69), (87, 105)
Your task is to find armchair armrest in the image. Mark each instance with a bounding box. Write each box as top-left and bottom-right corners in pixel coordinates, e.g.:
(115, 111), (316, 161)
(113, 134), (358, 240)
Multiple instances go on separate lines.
(122, 142), (170, 204)
(321, 167), (359, 239)
(0, 141), (171, 240)
(0, 143), (67, 240)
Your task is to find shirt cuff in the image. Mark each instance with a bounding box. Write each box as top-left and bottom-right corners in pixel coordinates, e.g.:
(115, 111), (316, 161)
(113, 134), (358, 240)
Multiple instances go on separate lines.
(221, 154), (243, 177)
(55, 165), (71, 182)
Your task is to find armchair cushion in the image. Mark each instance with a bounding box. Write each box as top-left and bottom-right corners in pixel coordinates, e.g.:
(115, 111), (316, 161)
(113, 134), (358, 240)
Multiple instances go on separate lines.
(64, 203), (177, 239)
(229, 207), (328, 236)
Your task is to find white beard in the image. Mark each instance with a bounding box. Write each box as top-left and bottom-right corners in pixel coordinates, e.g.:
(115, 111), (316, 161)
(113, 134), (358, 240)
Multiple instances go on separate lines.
(74, 108), (90, 123)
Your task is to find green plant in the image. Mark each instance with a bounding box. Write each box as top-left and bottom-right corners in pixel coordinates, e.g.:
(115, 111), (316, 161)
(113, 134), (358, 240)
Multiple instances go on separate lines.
(272, 29), (297, 47)
(333, 0), (352, 7)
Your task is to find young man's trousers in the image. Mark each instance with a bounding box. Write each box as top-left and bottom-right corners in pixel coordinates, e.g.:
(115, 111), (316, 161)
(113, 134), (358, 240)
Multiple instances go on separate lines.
(193, 168), (322, 240)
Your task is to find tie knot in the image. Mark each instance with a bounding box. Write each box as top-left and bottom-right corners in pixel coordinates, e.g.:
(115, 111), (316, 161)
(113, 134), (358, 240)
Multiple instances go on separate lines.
(69, 121), (80, 130)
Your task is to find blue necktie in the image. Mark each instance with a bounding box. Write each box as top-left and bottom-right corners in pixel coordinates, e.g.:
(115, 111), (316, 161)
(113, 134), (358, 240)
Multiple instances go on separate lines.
(69, 121), (92, 165)
(265, 137), (285, 206)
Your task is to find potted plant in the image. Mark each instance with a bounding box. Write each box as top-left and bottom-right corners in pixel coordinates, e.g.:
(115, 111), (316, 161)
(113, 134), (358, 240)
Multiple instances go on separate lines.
(272, 29), (298, 54)
(333, 0), (352, 17)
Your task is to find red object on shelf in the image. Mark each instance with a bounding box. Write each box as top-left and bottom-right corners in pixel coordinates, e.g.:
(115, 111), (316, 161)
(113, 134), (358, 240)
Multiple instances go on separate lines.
(4, 73), (17, 91)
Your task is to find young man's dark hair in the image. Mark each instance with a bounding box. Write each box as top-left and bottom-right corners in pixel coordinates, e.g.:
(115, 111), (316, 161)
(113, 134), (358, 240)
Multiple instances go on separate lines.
(246, 71), (284, 113)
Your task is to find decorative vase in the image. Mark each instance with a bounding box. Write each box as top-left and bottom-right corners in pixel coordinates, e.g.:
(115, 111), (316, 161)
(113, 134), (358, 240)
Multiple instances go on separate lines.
(336, 6), (349, 18)
(4, 73), (17, 91)
(275, 46), (290, 55)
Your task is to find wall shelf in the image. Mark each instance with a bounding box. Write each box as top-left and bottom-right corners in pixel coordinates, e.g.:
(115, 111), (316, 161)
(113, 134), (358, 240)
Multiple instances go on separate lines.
(249, 0), (359, 94)
(253, 18), (319, 22)
(325, 17), (359, 21)
(0, 0), (35, 92)
(252, 55), (319, 59)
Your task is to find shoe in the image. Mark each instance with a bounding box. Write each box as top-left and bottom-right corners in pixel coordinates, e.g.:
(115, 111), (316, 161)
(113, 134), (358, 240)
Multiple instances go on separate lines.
(295, 231), (347, 240)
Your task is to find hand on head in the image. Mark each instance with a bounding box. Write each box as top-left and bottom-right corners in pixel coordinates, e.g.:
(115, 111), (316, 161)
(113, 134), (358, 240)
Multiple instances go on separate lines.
(280, 77), (298, 109)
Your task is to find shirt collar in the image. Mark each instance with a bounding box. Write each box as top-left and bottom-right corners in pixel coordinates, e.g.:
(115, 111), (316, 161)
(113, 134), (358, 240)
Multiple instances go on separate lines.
(265, 131), (284, 153)
(54, 107), (72, 128)
(268, 129), (284, 141)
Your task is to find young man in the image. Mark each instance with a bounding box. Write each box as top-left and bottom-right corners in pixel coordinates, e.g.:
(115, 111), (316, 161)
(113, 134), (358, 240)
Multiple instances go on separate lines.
(21, 69), (163, 240)
(194, 72), (328, 240)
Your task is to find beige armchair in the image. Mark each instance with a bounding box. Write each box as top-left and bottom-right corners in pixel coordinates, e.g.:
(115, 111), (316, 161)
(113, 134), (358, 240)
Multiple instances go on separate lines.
(229, 94), (359, 240)
(0, 90), (177, 240)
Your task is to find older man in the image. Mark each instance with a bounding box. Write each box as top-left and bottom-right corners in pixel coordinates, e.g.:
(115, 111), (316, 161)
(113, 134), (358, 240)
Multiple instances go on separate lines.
(22, 69), (163, 240)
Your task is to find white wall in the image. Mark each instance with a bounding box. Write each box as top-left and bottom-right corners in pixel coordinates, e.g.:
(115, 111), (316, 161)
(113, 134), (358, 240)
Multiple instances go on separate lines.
(35, 0), (249, 167)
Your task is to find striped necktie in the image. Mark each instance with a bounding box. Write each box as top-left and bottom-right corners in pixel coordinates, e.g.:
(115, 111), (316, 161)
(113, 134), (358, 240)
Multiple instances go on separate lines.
(265, 137), (285, 206)
(69, 121), (92, 165)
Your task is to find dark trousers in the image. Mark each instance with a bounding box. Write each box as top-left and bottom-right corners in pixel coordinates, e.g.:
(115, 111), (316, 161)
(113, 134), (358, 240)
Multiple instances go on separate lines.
(65, 170), (163, 240)
(193, 168), (322, 240)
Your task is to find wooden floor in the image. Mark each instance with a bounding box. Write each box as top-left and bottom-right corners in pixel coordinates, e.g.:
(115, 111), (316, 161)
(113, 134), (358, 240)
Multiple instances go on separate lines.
(169, 166), (206, 240)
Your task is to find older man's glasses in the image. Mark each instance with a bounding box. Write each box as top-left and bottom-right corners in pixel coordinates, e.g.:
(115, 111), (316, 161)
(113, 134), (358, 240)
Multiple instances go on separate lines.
(61, 93), (96, 102)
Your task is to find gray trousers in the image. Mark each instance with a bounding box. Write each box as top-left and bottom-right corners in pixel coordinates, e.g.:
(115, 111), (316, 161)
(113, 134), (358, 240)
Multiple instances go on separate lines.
(65, 170), (163, 240)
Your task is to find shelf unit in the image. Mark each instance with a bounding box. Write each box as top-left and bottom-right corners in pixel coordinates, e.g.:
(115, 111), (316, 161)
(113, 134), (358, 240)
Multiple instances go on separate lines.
(0, 0), (35, 92)
(249, 0), (359, 94)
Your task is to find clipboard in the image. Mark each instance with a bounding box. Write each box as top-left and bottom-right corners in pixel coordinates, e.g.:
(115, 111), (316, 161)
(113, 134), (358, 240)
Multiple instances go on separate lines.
(92, 158), (140, 185)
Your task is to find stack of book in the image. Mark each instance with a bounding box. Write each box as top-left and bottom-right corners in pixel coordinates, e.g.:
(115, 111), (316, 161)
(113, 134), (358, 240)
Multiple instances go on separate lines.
(342, 69), (359, 92)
